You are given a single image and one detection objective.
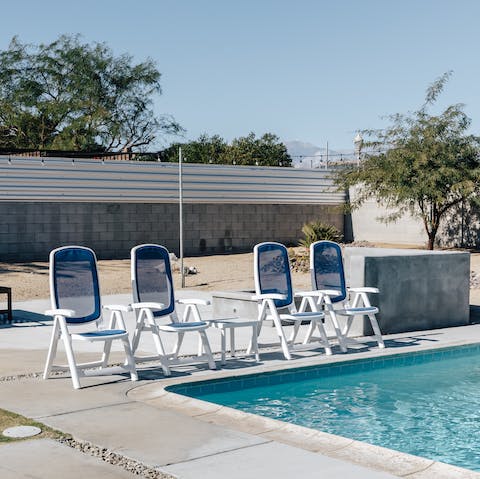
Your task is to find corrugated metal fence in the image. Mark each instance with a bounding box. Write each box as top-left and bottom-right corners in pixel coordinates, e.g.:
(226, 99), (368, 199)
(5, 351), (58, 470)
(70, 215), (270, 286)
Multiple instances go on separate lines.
(0, 156), (345, 204)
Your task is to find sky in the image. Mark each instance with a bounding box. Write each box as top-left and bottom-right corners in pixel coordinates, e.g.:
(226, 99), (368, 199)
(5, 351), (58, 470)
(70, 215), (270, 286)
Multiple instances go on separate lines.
(2, 0), (480, 151)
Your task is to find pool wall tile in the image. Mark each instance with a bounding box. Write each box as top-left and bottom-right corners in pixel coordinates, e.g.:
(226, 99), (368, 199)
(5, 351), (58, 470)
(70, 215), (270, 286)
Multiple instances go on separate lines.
(167, 343), (480, 399)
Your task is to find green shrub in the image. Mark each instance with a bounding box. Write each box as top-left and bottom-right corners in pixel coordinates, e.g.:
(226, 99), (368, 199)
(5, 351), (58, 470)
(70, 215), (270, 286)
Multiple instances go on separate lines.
(299, 221), (343, 247)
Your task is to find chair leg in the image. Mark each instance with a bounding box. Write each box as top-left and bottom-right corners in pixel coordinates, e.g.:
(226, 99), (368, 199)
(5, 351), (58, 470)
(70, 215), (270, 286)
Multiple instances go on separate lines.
(121, 337), (138, 381)
(230, 328), (236, 357)
(60, 325), (81, 390)
(220, 328), (226, 365)
(269, 317), (290, 360)
(368, 314), (385, 348)
(139, 316), (171, 376)
(342, 315), (355, 337)
(199, 331), (216, 370)
(247, 302), (266, 355)
(275, 319), (292, 360)
(264, 299), (292, 360)
(298, 296), (309, 312)
(150, 322), (165, 354)
(197, 334), (204, 357)
(289, 319), (302, 343)
(315, 320), (332, 355)
(151, 328), (171, 376)
(43, 318), (60, 380)
(131, 312), (145, 354)
(252, 323), (260, 362)
(328, 310), (348, 353)
(174, 332), (185, 358)
(101, 339), (113, 368)
(302, 321), (315, 345)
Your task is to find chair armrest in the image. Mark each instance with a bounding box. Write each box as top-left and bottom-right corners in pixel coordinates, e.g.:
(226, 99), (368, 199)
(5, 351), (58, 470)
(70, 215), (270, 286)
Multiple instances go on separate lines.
(349, 287), (379, 294)
(295, 289), (342, 298)
(176, 298), (211, 306)
(294, 290), (316, 297)
(130, 302), (165, 310)
(252, 293), (287, 301)
(45, 308), (75, 318)
(103, 304), (132, 313)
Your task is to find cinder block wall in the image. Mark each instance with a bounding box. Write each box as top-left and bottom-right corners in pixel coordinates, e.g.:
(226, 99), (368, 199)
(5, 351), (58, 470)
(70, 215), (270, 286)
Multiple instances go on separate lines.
(0, 202), (344, 261)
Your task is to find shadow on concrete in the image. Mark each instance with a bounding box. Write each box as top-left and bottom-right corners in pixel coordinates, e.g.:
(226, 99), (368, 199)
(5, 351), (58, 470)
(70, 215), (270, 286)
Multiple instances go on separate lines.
(0, 262), (49, 274)
(383, 336), (438, 348)
(440, 202), (480, 248)
(470, 305), (480, 324)
(0, 309), (51, 327)
(137, 367), (190, 381)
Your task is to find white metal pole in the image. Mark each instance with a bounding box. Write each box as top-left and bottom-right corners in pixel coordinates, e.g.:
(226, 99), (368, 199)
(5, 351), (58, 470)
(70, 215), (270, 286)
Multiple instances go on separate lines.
(179, 147), (185, 288)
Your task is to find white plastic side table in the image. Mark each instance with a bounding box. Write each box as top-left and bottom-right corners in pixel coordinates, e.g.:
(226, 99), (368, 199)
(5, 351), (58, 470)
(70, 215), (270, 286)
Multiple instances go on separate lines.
(208, 318), (260, 365)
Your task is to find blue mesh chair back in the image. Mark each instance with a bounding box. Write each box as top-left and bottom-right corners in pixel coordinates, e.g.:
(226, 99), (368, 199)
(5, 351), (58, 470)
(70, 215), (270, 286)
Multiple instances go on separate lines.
(256, 243), (293, 308)
(311, 241), (346, 303)
(133, 245), (175, 317)
(52, 247), (102, 324)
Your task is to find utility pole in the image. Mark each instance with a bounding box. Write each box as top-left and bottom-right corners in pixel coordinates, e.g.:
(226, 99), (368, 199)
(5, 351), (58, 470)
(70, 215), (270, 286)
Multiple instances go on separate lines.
(179, 147), (185, 288)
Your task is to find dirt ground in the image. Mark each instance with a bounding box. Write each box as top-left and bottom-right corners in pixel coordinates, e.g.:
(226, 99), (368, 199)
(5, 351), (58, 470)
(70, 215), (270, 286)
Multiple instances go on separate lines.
(0, 245), (479, 302)
(0, 251), (312, 302)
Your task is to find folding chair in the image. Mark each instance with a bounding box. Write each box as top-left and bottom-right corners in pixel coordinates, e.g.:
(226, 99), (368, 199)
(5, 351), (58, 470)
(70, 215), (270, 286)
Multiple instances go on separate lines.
(43, 246), (137, 389)
(305, 240), (385, 350)
(253, 242), (331, 360)
(130, 244), (216, 375)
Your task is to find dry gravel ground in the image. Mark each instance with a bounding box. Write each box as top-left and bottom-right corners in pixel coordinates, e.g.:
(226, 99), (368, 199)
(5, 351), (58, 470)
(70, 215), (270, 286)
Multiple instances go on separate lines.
(0, 251), (311, 302)
(0, 246), (479, 303)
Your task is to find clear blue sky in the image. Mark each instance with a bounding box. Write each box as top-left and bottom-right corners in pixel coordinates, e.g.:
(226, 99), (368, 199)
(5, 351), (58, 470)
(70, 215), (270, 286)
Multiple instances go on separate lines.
(2, 0), (480, 150)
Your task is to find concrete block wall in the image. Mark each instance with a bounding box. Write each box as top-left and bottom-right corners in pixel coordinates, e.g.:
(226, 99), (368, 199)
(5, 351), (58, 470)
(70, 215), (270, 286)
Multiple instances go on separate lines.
(0, 202), (344, 261)
(349, 188), (480, 248)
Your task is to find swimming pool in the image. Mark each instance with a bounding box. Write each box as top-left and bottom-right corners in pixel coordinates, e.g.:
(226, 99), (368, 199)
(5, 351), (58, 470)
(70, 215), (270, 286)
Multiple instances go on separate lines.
(168, 344), (480, 472)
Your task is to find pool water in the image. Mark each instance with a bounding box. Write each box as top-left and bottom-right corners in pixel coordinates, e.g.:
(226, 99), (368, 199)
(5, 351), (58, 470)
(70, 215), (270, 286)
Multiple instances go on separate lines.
(170, 345), (480, 472)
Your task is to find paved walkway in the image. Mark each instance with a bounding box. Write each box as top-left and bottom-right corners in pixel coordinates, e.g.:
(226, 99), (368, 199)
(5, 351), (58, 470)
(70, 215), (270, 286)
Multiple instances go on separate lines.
(1, 293), (480, 478)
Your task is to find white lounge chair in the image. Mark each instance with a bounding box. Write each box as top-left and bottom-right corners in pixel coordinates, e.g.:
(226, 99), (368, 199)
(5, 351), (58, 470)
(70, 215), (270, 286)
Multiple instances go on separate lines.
(43, 246), (137, 389)
(304, 240), (385, 351)
(130, 244), (216, 375)
(253, 242), (331, 360)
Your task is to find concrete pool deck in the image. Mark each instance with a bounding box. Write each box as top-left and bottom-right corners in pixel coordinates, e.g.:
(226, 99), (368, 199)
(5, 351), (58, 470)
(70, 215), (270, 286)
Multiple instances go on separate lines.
(1, 293), (480, 478)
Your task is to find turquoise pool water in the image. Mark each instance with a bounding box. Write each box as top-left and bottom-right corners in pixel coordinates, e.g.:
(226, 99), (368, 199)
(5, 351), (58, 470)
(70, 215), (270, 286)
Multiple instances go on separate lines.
(169, 345), (480, 472)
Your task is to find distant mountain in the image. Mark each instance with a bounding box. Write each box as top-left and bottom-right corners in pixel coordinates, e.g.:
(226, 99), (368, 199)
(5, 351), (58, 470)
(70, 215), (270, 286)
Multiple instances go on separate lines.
(284, 140), (354, 168)
(284, 140), (320, 159)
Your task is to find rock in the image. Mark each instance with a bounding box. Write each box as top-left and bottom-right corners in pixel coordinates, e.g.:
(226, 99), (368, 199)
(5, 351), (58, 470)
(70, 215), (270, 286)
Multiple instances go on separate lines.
(183, 266), (198, 275)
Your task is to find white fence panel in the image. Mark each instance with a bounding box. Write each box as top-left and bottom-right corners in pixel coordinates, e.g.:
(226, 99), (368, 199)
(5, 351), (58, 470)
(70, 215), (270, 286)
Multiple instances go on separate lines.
(0, 156), (344, 204)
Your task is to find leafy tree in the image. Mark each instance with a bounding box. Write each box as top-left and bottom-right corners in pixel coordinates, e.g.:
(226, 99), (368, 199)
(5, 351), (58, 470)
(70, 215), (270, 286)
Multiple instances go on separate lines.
(161, 132), (292, 167)
(335, 72), (480, 250)
(229, 132), (292, 166)
(161, 134), (228, 163)
(0, 35), (181, 151)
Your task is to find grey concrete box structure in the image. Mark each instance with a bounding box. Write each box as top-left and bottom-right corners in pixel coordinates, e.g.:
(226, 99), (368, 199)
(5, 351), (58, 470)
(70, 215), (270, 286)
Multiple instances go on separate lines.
(343, 248), (471, 335)
(213, 290), (259, 320)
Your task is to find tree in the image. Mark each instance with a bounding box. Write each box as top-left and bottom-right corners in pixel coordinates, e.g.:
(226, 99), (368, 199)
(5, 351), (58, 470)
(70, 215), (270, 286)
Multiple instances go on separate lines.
(335, 72), (480, 250)
(160, 132), (292, 167)
(161, 134), (228, 163)
(229, 132), (292, 166)
(0, 35), (181, 151)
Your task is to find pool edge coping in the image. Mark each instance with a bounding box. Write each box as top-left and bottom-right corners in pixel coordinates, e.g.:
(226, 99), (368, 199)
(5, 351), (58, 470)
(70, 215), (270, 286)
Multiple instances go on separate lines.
(127, 338), (480, 479)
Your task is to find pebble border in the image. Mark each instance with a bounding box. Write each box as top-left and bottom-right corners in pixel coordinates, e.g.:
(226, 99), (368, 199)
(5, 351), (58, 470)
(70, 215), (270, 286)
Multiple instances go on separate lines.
(57, 437), (175, 479)
(0, 370), (178, 478)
